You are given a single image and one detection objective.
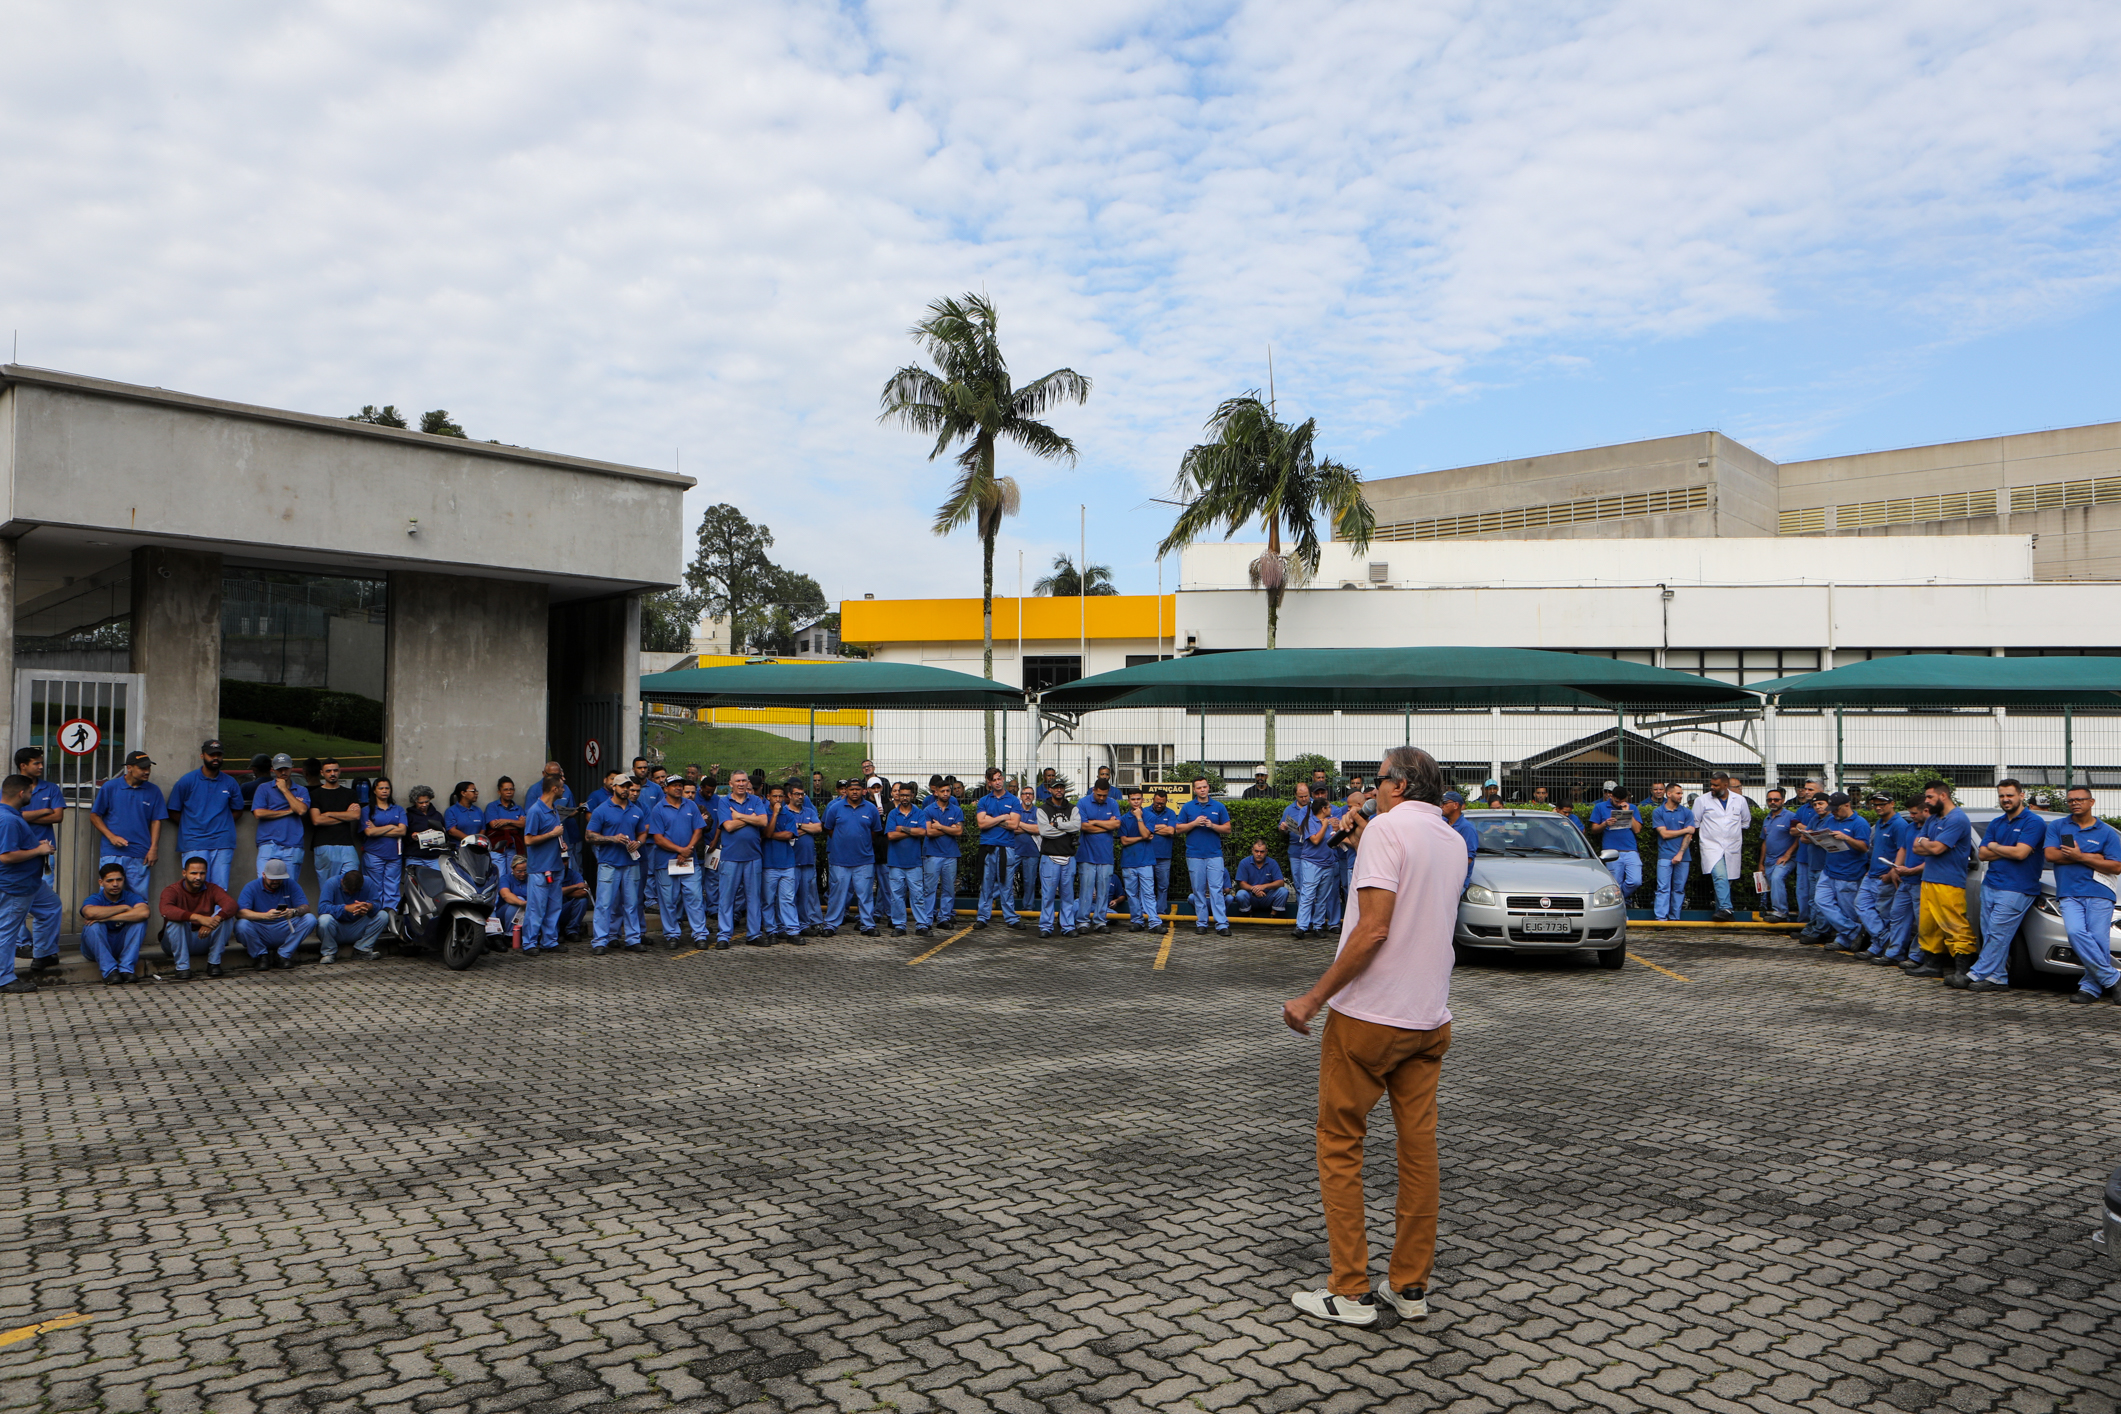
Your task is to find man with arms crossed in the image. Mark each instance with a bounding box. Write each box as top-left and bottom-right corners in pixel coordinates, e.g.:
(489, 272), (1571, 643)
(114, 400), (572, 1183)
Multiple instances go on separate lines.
(1281, 746), (1459, 1327)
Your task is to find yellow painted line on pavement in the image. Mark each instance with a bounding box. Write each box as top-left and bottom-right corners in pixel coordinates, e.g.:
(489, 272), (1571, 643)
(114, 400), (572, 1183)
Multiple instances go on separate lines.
(1153, 922), (1176, 971)
(0, 1313), (91, 1349)
(907, 924), (974, 966)
(670, 948), (706, 959)
(1626, 952), (1692, 982)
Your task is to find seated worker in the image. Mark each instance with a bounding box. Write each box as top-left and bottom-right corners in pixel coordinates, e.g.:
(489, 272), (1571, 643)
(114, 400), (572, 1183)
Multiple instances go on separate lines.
(1228, 839), (1290, 919)
(497, 853), (532, 941)
(79, 862), (150, 983)
(158, 854), (236, 980)
(483, 776), (527, 865)
(317, 867), (393, 963)
(235, 858), (316, 970)
(557, 860), (592, 941)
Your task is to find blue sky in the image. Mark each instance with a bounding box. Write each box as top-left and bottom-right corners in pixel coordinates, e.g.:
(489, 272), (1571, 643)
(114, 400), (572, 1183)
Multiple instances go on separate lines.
(5, 0), (2120, 603)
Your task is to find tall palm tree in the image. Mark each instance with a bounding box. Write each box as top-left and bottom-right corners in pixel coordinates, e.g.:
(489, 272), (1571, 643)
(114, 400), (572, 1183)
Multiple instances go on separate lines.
(1155, 393), (1375, 777)
(880, 294), (1091, 764)
(1031, 553), (1117, 597)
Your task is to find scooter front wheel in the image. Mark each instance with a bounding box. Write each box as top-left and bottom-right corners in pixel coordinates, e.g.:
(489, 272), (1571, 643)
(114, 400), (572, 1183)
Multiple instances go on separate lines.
(441, 915), (483, 971)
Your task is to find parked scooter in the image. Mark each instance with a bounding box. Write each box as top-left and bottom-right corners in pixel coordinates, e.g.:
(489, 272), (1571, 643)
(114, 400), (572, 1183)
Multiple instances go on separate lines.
(398, 830), (499, 970)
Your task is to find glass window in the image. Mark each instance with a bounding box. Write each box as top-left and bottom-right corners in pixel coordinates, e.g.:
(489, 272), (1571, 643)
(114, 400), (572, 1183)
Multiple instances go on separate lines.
(1022, 655), (1082, 692)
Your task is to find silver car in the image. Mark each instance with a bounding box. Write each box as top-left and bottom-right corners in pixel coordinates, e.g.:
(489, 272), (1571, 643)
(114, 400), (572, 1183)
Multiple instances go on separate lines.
(1960, 807), (2120, 986)
(1455, 810), (1629, 968)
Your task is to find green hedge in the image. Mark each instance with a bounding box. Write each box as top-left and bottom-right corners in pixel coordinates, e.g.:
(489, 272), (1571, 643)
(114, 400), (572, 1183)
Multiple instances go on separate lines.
(219, 678), (383, 743)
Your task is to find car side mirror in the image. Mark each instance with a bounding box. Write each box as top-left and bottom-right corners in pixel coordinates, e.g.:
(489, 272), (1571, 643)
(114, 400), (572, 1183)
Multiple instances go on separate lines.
(1600, 849), (1620, 862)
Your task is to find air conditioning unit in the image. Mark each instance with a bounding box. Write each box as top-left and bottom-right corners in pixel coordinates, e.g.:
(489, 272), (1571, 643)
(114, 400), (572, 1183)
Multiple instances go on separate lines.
(1116, 766), (1139, 787)
(1368, 562), (1389, 583)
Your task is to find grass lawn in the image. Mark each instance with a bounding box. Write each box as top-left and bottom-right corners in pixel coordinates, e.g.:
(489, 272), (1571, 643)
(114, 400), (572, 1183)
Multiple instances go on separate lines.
(641, 722), (869, 785)
(216, 718), (383, 767)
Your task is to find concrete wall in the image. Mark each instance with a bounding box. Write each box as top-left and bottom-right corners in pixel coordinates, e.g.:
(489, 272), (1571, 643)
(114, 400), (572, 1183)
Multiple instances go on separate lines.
(387, 571), (548, 798)
(326, 615), (386, 700)
(2, 370), (687, 592)
(130, 546), (223, 770)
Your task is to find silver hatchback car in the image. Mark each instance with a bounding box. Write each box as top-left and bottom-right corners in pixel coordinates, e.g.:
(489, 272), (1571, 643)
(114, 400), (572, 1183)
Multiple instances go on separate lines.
(1454, 810), (1629, 968)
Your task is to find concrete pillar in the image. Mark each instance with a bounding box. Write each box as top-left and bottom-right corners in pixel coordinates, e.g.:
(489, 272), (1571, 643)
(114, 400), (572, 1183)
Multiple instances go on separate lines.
(387, 571), (548, 802)
(131, 546), (223, 901)
(0, 537), (15, 757)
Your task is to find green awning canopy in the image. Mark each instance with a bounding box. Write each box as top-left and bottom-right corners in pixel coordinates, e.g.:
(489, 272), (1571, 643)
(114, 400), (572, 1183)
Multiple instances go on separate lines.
(1749, 654), (2121, 707)
(639, 660), (1024, 710)
(1037, 646), (1756, 711)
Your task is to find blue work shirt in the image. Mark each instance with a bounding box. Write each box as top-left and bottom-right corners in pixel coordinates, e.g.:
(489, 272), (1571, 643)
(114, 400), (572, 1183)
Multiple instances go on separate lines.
(784, 801), (821, 866)
(761, 801), (801, 870)
(1588, 801), (1641, 853)
(1917, 806), (1974, 888)
(93, 777), (169, 858)
(1176, 800), (1230, 859)
(633, 778), (666, 809)
(1762, 808), (1798, 867)
(1281, 802), (1319, 864)
(1143, 805), (1179, 860)
(1076, 796), (1120, 866)
(1651, 805), (1695, 862)
(975, 792), (1026, 846)
(443, 802), (485, 840)
(1235, 855), (1285, 889)
(714, 793), (768, 863)
(1795, 801), (1830, 869)
(523, 800), (565, 874)
(237, 877), (309, 916)
(883, 806), (926, 868)
(1981, 809), (2048, 895)
(923, 798), (966, 859)
(2046, 816), (2121, 900)
(1453, 815), (1481, 864)
(483, 797), (528, 835)
(361, 804), (406, 861)
(1118, 808), (1155, 869)
(318, 874), (378, 923)
(166, 768), (244, 850)
(587, 801), (644, 869)
(1818, 812), (1872, 881)
(251, 779), (312, 848)
(824, 799), (881, 866)
(81, 885), (147, 922)
(0, 806), (45, 894)
(1868, 813), (1912, 878)
(20, 778), (64, 849)
(648, 799), (706, 862)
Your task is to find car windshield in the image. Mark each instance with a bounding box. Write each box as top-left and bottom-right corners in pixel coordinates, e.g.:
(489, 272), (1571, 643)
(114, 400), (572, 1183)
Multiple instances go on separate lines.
(1472, 816), (1590, 858)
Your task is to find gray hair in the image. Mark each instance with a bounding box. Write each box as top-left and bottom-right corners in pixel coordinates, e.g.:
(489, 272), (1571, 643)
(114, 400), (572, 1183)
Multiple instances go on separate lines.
(1378, 746), (1444, 805)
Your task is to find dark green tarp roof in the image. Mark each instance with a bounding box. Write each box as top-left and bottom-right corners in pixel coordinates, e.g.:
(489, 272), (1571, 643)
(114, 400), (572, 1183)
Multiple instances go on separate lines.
(639, 661), (1024, 710)
(1037, 646), (1756, 711)
(1748, 654), (2121, 707)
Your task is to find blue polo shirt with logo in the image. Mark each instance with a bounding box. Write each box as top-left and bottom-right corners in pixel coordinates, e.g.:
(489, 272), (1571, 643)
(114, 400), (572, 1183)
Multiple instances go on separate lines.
(1982, 809), (2048, 895)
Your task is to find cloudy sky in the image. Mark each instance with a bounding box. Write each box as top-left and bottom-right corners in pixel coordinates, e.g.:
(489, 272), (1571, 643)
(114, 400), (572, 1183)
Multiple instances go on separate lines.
(7, 1), (2121, 601)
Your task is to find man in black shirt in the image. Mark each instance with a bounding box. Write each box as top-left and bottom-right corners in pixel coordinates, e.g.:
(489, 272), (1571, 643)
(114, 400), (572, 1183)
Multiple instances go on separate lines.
(1241, 768), (1276, 799)
(308, 758), (362, 888)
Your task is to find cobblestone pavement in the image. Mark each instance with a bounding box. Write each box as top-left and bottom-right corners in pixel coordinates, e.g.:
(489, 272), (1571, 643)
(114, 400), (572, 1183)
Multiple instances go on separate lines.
(3, 922), (2119, 1414)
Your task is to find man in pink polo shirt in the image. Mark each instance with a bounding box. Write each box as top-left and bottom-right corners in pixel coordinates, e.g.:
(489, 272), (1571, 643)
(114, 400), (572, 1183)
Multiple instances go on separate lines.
(1282, 745), (1460, 1326)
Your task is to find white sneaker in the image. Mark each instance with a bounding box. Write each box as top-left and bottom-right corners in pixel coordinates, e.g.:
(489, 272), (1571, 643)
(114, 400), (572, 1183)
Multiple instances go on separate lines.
(1289, 1289), (1377, 1326)
(1373, 1282), (1427, 1319)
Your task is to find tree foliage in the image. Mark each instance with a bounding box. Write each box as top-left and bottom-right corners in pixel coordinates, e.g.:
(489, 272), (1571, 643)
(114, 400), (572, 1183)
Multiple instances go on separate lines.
(419, 409), (467, 438)
(681, 503), (830, 656)
(640, 586), (707, 654)
(347, 404), (408, 428)
(1031, 553), (1117, 597)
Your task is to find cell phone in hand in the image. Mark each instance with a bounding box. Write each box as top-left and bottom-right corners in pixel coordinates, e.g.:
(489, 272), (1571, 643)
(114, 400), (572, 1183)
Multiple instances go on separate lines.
(2063, 834), (2077, 849)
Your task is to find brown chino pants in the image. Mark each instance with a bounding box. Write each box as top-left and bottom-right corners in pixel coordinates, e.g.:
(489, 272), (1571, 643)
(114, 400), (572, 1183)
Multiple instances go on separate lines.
(1316, 1008), (1451, 1297)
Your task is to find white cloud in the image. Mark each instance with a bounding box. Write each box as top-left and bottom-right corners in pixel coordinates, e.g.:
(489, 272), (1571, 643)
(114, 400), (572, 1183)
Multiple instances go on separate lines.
(4, 0), (2118, 598)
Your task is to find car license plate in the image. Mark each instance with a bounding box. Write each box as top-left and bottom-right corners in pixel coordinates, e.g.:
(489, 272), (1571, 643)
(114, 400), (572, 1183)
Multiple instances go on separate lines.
(1520, 919), (1572, 935)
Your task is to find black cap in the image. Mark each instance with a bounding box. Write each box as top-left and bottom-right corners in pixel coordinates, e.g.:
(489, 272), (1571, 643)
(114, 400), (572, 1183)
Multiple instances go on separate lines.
(201, 739), (223, 753)
(1867, 790), (1892, 803)
(124, 750), (154, 767)
(1828, 791), (1851, 807)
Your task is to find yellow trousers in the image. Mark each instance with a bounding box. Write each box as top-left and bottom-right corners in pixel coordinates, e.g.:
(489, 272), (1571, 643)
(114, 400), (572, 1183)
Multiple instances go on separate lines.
(1918, 883), (1974, 957)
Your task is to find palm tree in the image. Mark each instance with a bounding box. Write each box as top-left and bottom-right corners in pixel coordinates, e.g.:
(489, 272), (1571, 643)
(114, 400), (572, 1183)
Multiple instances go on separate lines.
(1155, 393), (1375, 777)
(880, 294), (1091, 763)
(1031, 553), (1117, 597)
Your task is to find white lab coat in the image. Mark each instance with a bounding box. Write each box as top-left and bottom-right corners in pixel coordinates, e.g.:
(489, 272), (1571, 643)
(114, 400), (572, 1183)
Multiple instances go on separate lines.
(1695, 791), (1752, 875)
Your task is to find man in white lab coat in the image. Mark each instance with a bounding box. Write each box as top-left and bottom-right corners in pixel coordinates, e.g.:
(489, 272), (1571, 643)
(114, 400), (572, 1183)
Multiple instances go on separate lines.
(1693, 770), (1752, 923)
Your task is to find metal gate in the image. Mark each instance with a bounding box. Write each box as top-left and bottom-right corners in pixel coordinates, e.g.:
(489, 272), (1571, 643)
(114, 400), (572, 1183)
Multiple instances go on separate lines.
(569, 693), (623, 802)
(12, 669), (147, 918)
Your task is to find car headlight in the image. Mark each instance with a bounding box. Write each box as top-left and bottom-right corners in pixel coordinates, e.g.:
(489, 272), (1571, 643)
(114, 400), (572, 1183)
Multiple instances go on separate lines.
(1463, 884), (1497, 907)
(1591, 884), (1622, 908)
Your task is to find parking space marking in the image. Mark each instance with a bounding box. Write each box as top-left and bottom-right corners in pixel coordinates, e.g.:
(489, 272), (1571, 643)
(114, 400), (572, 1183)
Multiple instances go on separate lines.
(1626, 952), (1692, 982)
(0, 1312), (90, 1349)
(1153, 922), (1176, 971)
(908, 924), (975, 965)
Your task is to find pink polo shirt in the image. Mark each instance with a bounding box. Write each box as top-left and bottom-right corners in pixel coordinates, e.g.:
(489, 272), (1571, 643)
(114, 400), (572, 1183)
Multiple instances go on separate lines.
(1330, 799), (1460, 1032)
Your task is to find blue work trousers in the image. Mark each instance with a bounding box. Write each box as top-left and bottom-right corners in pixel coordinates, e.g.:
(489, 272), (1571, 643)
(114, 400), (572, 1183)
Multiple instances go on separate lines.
(979, 846), (1021, 924)
(255, 842), (305, 883)
(1154, 859), (1172, 917)
(793, 865), (821, 930)
(1972, 888), (2038, 985)
(1294, 859), (1327, 931)
(1230, 884), (1288, 916)
(1123, 865), (1156, 926)
(81, 919), (145, 977)
(1887, 875), (1920, 958)
(1812, 873), (1862, 947)
(594, 867), (642, 950)
(718, 859), (766, 942)
(314, 845), (361, 891)
(2060, 896), (2120, 996)
(1709, 859), (1734, 913)
(1765, 860), (1796, 915)
(1190, 854), (1229, 929)
(98, 855), (151, 896)
(1794, 863), (1816, 920)
(1075, 862), (1113, 929)
(1, 882), (62, 965)
(886, 865), (930, 931)
(826, 863), (876, 930)
(1606, 849), (1643, 902)
(317, 909), (392, 958)
(1039, 856), (1077, 934)
(236, 914), (315, 960)
(1654, 856), (1687, 920)
(160, 919), (229, 970)
(364, 856), (403, 908)
(523, 873), (563, 950)
(656, 864), (708, 943)
(924, 856), (958, 927)
(763, 867), (797, 935)
(183, 847), (235, 891)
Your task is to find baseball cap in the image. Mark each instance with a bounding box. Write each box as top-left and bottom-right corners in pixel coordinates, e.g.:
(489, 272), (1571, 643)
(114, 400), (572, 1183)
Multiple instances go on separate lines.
(1254, 766), (1269, 776)
(1867, 790), (1892, 803)
(271, 752), (294, 770)
(1484, 779), (1498, 787)
(1828, 791), (1851, 807)
(1602, 780), (1619, 792)
(124, 750), (154, 767)
(201, 738), (223, 753)
(1442, 790), (1465, 803)
(260, 858), (291, 879)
